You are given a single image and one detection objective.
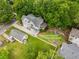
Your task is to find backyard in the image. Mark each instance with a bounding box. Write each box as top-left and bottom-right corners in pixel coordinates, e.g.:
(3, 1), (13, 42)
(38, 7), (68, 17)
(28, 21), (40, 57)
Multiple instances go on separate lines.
(0, 26), (64, 59)
(0, 34), (62, 59)
(38, 32), (63, 47)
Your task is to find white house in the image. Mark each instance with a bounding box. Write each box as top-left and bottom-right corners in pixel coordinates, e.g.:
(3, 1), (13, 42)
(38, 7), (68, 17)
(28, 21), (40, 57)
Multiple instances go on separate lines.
(69, 28), (79, 47)
(22, 14), (47, 36)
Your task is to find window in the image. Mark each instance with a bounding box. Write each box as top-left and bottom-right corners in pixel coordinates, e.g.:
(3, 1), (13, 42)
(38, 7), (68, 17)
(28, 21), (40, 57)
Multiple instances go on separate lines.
(27, 27), (31, 30)
(70, 38), (72, 40)
(31, 24), (33, 28)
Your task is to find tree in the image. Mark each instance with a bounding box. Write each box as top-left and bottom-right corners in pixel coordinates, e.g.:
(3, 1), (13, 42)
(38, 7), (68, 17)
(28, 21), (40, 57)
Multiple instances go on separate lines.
(36, 49), (64, 59)
(24, 43), (38, 59)
(0, 0), (13, 23)
(0, 48), (9, 59)
(13, 0), (79, 29)
(13, 0), (35, 18)
(69, 2), (79, 24)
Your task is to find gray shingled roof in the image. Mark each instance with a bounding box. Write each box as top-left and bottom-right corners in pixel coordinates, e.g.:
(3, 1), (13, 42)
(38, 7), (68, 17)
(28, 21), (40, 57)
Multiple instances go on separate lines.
(9, 29), (27, 43)
(70, 28), (79, 38)
(59, 43), (79, 59)
(22, 14), (44, 28)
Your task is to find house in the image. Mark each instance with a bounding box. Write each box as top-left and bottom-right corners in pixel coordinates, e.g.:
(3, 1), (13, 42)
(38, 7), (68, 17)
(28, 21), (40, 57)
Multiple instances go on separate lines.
(59, 43), (79, 59)
(9, 29), (28, 44)
(69, 28), (79, 46)
(22, 14), (47, 36)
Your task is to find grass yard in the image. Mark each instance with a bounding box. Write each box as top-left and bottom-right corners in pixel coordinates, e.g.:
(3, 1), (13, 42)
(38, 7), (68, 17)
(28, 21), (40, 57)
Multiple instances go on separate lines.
(0, 35), (5, 41)
(38, 32), (63, 47)
(0, 34), (54, 59)
(0, 26), (64, 59)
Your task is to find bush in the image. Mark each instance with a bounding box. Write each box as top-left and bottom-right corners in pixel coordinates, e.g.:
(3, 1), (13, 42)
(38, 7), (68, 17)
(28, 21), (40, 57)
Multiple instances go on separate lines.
(0, 48), (9, 59)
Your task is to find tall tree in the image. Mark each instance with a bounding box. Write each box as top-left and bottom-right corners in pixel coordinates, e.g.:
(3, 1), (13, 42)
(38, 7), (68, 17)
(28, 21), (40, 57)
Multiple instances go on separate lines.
(13, 0), (79, 29)
(0, 0), (13, 23)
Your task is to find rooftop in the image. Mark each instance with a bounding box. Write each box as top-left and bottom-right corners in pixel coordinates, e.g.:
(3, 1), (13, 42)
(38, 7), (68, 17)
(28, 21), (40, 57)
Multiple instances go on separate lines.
(59, 43), (79, 59)
(9, 29), (28, 43)
(22, 14), (44, 28)
(70, 28), (79, 37)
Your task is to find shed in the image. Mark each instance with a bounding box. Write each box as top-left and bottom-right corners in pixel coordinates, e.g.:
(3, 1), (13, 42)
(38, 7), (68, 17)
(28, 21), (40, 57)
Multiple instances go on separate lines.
(9, 29), (28, 43)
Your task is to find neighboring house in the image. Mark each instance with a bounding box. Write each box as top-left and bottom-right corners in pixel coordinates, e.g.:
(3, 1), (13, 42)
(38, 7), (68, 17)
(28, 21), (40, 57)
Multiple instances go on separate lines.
(9, 29), (28, 44)
(59, 43), (79, 59)
(22, 14), (47, 36)
(69, 28), (79, 46)
(0, 19), (16, 35)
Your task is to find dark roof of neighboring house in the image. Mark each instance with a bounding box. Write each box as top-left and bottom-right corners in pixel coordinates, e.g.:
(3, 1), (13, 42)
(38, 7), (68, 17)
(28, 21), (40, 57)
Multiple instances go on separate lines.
(59, 43), (79, 59)
(22, 14), (44, 28)
(70, 28), (79, 37)
(9, 29), (27, 43)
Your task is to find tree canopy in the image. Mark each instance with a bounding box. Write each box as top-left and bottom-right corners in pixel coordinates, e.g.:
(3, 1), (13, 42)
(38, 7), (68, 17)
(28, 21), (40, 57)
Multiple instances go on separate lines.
(0, 0), (13, 23)
(0, 48), (9, 59)
(0, 0), (79, 29)
(12, 0), (79, 29)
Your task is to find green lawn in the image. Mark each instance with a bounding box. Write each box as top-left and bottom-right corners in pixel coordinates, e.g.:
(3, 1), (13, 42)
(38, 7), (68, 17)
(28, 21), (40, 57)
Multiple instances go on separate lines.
(0, 27), (64, 59)
(0, 35), (54, 59)
(38, 32), (63, 47)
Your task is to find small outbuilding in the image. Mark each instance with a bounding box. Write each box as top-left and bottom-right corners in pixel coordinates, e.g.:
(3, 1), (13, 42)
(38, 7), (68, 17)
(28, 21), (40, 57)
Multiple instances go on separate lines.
(9, 29), (28, 44)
